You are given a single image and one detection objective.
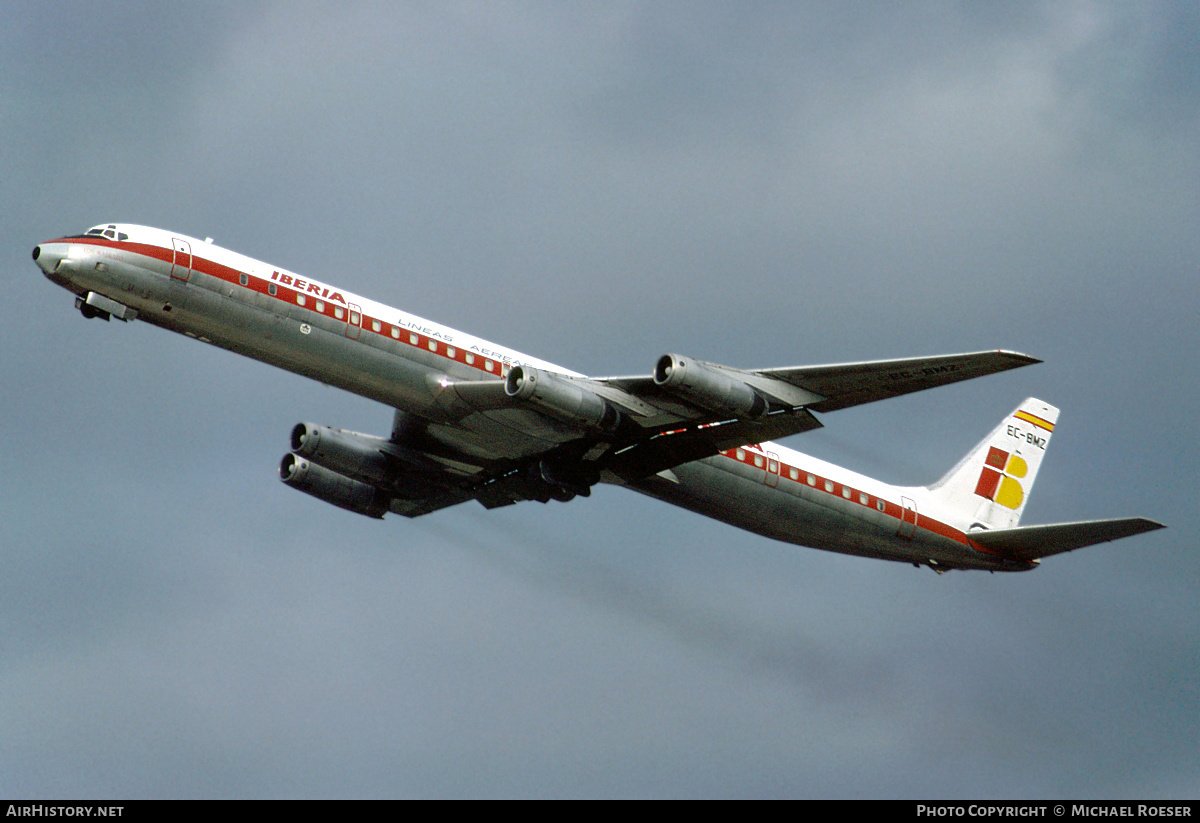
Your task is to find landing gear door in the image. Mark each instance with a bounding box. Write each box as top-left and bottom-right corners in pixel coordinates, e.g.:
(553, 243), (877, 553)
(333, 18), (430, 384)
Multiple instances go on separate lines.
(170, 238), (192, 282)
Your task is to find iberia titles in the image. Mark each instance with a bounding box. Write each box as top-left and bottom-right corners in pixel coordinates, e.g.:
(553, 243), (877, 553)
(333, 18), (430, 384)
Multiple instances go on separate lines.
(270, 270), (346, 304)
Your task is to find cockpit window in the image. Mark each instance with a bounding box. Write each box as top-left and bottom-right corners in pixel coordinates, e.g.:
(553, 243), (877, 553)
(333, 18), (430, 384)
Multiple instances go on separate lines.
(83, 224), (127, 241)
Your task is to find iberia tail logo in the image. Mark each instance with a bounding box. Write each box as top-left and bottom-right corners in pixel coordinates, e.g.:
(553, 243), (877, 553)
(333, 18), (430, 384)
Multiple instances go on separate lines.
(974, 446), (1028, 510)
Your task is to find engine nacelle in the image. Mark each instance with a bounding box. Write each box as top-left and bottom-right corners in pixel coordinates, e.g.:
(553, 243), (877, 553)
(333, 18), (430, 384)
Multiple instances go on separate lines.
(505, 365), (621, 432)
(290, 423), (396, 488)
(279, 453), (389, 518)
(653, 354), (766, 419)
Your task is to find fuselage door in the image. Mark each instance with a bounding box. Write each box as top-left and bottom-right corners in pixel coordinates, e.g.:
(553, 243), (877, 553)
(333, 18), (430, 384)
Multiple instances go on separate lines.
(345, 302), (362, 340)
(765, 451), (780, 488)
(170, 238), (192, 282)
(898, 496), (918, 539)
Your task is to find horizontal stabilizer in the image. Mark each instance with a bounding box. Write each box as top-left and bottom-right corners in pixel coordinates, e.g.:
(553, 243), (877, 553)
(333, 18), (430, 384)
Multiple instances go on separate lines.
(970, 518), (1165, 561)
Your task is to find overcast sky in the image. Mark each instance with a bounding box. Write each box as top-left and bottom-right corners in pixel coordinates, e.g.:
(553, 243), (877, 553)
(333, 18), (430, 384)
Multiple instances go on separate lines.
(3, 1), (1197, 799)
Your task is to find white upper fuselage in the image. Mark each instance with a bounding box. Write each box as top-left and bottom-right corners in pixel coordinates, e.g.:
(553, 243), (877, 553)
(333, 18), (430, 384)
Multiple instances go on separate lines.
(38, 223), (570, 374)
(34, 223), (1038, 572)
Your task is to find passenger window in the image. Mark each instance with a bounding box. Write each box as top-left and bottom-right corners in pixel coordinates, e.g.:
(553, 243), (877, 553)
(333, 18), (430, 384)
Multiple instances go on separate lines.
(736, 449), (746, 461)
(390, 327), (399, 339)
(239, 273), (248, 286)
(410, 333), (419, 345)
(447, 346), (456, 358)
(465, 353), (475, 365)
(349, 311), (359, 324)
(876, 500), (886, 512)
(428, 340), (437, 352)
(268, 283), (277, 296)
(825, 480), (834, 493)
(372, 319), (381, 332)
(485, 360), (494, 371)
(842, 487), (852, 499)
(807, 474), (816, 486)
(296, 294), (306, 306)
(315, 300), (324, 312)
(334, 307), (344, 319)
(754, 455), (764, 468)
(789, 468), (799, 480)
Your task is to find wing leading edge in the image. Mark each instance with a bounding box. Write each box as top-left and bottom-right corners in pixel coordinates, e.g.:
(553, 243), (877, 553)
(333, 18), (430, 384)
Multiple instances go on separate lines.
(597, 350), (1038, 417)
(753, 349), (1041, 413)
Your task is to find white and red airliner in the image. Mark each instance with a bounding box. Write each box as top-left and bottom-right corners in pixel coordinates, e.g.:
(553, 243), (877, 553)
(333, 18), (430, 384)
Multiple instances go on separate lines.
(34, 224), (1162, 573)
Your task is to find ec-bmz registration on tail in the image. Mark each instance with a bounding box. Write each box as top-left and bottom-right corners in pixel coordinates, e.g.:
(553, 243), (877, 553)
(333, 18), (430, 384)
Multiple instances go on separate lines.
(34, 224), (1164, 573)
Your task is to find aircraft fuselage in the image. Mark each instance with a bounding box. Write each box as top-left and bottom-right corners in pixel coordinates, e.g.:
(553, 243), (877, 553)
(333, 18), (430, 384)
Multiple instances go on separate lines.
(37, 224), (1125, 573)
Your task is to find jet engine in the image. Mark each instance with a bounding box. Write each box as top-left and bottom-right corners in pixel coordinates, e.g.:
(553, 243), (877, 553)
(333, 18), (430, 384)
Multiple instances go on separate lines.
(287, 422), (443, 501)
(279, 453), (390, 518)
(290, 423), (395, 488)
(505, 365), (621, 432)
(653, 354), (766, 419)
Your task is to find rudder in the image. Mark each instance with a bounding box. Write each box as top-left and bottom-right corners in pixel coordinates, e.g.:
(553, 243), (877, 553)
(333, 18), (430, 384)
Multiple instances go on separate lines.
(924, 398), (1059, 530)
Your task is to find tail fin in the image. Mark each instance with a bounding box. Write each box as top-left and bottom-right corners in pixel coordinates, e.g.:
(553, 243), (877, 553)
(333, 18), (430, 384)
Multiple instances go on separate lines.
(924, 398), (1059, 530)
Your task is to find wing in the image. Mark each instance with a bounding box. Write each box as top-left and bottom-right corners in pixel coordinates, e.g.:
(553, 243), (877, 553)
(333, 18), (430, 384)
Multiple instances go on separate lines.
(969, 518), (1166, 561)
(382, 349), (1038, 514)
(597, 349), (1038, 415)
(748, 349), (1040, 412)
(589, 350), (1038, 474)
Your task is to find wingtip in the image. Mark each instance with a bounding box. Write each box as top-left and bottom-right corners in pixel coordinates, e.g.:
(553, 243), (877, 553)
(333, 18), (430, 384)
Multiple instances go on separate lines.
(996, 349), (1043, 366)
(1105, 517), (1168, 541)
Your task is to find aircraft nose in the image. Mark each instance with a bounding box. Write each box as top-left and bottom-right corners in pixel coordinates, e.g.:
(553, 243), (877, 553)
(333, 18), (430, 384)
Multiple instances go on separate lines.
(33, 243), (63, 275)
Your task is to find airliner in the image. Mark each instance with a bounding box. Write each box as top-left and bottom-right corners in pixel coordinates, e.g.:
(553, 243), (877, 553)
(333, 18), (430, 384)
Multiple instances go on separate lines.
(33, 224), (1163, 573)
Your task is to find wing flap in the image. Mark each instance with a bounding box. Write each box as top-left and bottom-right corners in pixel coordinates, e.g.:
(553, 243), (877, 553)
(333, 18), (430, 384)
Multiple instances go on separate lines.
(605, 408), (823, 482)
(970, 518), (1165, 561)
